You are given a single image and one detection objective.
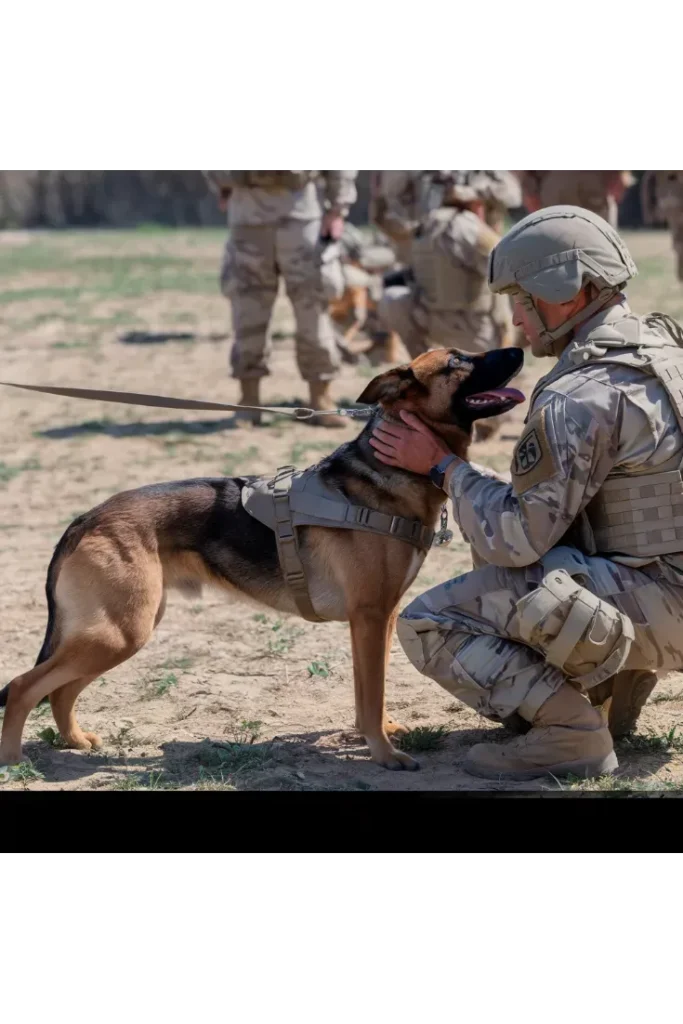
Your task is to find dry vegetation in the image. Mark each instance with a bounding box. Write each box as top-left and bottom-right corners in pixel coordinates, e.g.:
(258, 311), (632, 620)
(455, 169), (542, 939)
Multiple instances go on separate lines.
(1, 226), (682, 792)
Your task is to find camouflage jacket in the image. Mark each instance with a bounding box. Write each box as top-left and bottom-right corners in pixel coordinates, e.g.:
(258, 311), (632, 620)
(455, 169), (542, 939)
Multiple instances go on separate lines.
(447, 299), (683, 571)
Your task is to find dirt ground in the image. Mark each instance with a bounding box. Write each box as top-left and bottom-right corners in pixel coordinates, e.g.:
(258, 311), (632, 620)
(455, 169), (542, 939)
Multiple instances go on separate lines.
(1, 225), (682, 792)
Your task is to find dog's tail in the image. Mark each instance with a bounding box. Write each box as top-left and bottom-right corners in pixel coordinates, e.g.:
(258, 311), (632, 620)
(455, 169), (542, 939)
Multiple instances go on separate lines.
(0, 524), (72, 709)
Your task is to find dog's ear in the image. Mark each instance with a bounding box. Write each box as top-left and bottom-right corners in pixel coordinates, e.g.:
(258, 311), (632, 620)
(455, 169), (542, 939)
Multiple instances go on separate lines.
(357, 366), (425, 406)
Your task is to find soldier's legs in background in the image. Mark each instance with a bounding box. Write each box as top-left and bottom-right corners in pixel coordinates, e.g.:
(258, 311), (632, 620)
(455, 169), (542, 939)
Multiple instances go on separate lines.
(225, 224), (279, 380)
(276, 218), (341, 383)
(376, 287), (429, 358)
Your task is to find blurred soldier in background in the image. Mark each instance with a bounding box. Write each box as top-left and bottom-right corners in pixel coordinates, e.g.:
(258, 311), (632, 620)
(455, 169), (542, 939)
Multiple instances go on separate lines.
(376, 171), (515, 359)
(641, 170), (683, 282)
(520, 171), (633, 228)
(370, 171), (439, 266)
(204, 171), (357, 427)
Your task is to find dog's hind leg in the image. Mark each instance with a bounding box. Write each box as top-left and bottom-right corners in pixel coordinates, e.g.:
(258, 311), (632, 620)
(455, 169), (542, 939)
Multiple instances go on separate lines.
(0, 545), (164, 765)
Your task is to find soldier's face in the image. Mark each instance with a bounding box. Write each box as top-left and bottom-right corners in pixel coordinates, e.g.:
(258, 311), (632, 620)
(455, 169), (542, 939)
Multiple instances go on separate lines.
(513, 292), (591, 357)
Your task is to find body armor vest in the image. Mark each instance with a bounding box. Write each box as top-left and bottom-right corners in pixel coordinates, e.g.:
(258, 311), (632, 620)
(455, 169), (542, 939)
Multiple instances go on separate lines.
(411, 209), (493, 314)
(531, 312), (683, 561)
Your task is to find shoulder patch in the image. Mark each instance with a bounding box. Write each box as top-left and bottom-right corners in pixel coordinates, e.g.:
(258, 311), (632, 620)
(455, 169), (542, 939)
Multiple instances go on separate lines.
(511, 406), (558, 494)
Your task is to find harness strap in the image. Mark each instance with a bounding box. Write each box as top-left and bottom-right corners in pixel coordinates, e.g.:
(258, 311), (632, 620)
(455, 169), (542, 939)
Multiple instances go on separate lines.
(272, 467), (325, 623)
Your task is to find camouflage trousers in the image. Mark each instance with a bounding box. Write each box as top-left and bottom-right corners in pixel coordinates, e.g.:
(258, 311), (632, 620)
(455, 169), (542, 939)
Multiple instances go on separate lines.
(377, 286), (510, 358)
(221, 219), (341, 381)
(397, 546), (683, 723)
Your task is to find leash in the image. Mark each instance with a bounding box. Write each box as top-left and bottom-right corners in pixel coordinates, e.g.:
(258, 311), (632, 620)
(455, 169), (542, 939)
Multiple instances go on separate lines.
(0, 381), (371, 421)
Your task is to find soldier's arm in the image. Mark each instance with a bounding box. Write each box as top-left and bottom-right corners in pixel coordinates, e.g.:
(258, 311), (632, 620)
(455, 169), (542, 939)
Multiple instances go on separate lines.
(320, 171), (358, 218)
(445, 387), (622, 567)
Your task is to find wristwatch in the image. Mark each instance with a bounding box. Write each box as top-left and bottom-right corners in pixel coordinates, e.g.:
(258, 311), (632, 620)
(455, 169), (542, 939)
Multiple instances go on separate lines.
(429, 454), (459, 490)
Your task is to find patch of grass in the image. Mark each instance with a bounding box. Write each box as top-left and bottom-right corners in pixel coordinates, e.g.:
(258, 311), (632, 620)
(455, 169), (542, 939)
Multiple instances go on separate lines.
(37, 726), (61, 748)
(559, 773), (683, 793)
(142, 672), (178, 699)
(0, 458), (41, 486)
(266, 623), (304, 656)
(397, 724), (448, 753)
(228, 719), (264, 745)
(253, 612), (269, 624)
(112, 770), (174, 791)
(618, 726), (683, 754)
(196, 736), (271, 776)
(307, 660), (331, 679)
(6, 761), (44, 785)
(31, 702), (53, 719)
(50, 340), (94, 350)
(222, 445), (260, 476)
(160, 656), (194, 672)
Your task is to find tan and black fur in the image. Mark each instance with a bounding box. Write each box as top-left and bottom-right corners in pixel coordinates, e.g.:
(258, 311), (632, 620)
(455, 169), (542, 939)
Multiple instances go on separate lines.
(0, 347), (524, 771)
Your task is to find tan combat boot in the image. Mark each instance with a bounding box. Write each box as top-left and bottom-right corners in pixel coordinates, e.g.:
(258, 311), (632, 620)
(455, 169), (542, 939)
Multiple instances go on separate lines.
(235, 378), (262, 426)
(463, 682), (618, 781)
(308, 381), (347, 428)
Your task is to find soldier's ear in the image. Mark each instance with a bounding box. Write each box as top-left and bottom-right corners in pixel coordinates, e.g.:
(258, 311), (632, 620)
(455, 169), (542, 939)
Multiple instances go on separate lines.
(357, 366), (426, 406)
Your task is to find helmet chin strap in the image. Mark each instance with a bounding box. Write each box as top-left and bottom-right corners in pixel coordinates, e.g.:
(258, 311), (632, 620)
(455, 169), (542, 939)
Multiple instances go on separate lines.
(517, 282), (620, 356)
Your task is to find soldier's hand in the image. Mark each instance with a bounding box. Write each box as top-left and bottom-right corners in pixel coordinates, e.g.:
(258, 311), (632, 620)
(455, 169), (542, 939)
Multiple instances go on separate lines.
(322, 212), (345, 241)
(370, 410), (453, 474)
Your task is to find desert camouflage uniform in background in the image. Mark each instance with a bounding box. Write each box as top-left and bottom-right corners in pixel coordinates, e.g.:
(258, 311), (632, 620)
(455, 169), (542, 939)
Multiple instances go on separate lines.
(370, 171), (438, 266)
(204, 171), (357, 385)
(376, 172), (514, 357)
(641, 170), (683, 282)
(519, 171), (633, 228)
(398, 206), (683, 777)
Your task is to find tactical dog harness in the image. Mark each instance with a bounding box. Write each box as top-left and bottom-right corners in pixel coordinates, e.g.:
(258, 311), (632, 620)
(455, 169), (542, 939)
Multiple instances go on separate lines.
(242, 466), (436, 622)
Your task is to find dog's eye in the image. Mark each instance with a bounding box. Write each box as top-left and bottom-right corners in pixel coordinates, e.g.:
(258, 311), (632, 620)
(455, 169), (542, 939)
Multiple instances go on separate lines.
(444, 354), (471, 375)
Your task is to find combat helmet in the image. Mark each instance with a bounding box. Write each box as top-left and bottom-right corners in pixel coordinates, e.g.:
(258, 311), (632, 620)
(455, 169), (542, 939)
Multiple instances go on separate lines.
(488, 205), (638, 350)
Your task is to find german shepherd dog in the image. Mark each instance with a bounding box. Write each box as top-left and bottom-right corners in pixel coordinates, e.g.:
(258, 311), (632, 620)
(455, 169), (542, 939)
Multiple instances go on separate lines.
(0, 347), (525, 771)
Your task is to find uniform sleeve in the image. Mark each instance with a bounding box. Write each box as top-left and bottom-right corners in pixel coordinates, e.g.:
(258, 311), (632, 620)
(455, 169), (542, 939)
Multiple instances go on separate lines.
(320, 172), (358, 217)
(446, 388), (621, 567)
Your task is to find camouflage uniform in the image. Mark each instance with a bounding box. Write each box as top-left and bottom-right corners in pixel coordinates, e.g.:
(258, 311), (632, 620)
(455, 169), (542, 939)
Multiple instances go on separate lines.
(397, 206), (683, 777)
(370, 171), (437, 266)
(205, 171), (357, 382)
(377, 173), (513, 357)
(648, 170), (683, 282)
(520, 171), (632, 228)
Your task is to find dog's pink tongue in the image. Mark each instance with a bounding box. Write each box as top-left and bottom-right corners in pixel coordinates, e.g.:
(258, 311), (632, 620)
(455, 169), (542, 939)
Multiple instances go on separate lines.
(470, 387), (525, 404)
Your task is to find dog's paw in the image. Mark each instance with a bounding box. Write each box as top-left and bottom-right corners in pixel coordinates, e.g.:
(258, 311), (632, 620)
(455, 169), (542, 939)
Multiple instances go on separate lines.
(384, 719), (409, 737)
(373, 747), (419, 771)
(83, 732), (103, 750)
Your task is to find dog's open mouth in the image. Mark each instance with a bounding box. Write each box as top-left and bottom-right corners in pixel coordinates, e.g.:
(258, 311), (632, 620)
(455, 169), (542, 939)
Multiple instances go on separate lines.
(465, 387), (525, 411)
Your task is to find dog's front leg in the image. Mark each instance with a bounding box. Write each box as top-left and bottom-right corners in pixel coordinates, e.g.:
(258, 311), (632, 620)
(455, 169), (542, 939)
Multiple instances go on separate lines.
(349, 608), (418, 771)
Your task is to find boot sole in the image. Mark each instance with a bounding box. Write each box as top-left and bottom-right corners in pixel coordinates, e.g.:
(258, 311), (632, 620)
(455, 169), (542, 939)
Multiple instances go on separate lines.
(463, 750), (619, 782)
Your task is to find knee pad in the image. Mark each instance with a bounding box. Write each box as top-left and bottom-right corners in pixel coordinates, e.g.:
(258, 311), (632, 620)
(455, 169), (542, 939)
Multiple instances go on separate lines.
(515, 568), (634, 689)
